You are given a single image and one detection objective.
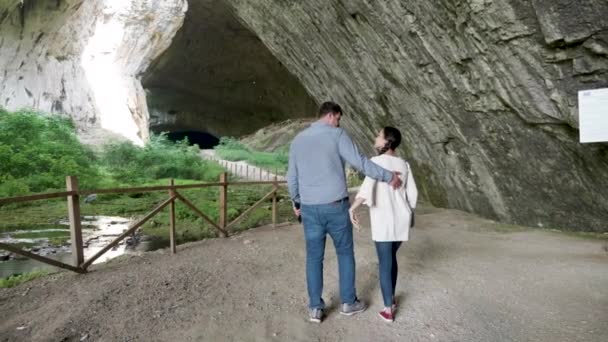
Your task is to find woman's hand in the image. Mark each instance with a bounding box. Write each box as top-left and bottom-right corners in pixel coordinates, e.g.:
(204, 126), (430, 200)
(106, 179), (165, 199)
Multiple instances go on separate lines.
(349, 208), (361, 230)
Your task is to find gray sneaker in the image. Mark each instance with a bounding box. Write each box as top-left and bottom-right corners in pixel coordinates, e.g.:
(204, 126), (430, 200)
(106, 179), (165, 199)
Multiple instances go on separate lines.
(308, 308), (324, 323)
(340, 299), (367, 316)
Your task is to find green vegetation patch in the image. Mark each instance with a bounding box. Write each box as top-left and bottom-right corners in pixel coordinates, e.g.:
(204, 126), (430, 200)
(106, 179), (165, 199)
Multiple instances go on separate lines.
(0, 270), (50, 288)
(214, 137), (288, 174)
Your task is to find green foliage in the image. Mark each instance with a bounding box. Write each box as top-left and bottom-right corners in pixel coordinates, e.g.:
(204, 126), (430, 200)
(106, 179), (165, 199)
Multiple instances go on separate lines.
(0, 269), (50, 288)
(216, 137), (250, 151)
(100, 134), (224, 184)
(0, 108), (99, 196)
(0, 109), (226, 197)
(0, 109), (298, 263)
(214, 137), (289, 174)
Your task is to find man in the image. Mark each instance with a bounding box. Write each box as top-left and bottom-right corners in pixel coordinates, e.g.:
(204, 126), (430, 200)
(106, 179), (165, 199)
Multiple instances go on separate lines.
(288, 101), (402, 323)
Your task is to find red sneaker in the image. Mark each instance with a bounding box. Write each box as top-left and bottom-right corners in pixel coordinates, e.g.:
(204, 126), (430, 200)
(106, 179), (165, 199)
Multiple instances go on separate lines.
(379, 309), (394, 323)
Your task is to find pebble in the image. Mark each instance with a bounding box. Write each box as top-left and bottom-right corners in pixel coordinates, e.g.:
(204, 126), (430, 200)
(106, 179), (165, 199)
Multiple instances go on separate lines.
(244, 240), (253, 245)
(16, 326), (26, 331)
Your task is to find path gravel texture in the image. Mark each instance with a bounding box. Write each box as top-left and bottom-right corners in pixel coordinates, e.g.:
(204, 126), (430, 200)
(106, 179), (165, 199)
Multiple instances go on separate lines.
(1, 205), (607, 341)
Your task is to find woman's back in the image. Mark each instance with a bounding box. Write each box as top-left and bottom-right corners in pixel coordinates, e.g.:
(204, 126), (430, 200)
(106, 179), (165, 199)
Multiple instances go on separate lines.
(356, 154), (417, 241)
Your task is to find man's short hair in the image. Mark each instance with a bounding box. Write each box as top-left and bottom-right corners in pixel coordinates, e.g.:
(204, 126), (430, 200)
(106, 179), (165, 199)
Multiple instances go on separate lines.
(318, 101), (342, 118)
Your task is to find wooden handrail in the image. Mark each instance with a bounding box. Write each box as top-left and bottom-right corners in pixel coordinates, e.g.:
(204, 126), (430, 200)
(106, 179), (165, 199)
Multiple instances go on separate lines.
(0, 191), (77, 205)
(80, 195), (177, 269)
(1, 172), (288, 275)
(0, 243), (85, 273)
(0, 181), (287, 206)
(174, 192), (229, 237)
(225, 188), (277, 230)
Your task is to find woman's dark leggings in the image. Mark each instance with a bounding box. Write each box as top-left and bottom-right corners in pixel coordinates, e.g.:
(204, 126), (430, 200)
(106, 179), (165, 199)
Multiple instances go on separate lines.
(374, 241), (402, 308)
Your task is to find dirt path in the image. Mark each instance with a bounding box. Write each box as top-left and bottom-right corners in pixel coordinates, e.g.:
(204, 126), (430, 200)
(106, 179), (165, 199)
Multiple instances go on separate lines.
(1, 205), (607, 342)
(200, 150), (285, 181)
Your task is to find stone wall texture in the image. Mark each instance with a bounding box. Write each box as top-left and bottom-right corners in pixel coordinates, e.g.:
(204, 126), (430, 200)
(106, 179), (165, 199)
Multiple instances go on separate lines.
(1, 0), (607, 231)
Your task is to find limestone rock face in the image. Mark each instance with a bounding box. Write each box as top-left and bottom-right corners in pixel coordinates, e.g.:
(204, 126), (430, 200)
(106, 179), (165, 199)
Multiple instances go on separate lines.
(223, 0), (608, 231)
(142, 0), (317, 138)
(1, 0), (607, 231)
(0, 0), (187, 144)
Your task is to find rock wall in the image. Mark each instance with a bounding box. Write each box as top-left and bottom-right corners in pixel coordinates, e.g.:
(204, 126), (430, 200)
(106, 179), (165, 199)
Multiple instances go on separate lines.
(224, 0), (608, 231)
(1, 0), (607, 231)
(0, 0), (187, 144)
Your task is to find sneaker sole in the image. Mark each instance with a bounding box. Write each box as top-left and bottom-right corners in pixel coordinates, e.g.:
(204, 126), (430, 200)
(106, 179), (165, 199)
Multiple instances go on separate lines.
(339, 307), (367, 316)
(378, 312), (394, 323)
(309, 317), (321, 323)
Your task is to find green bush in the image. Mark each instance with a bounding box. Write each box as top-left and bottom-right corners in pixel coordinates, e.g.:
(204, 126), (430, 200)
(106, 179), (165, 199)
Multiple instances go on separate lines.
(0, 108), (99, 196)
(100, 134), (224, 184)
(0, 109), (225, 197)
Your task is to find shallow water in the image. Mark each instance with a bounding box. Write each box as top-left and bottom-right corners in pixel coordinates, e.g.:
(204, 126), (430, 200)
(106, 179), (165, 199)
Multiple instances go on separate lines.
(0, 216), (141, 278)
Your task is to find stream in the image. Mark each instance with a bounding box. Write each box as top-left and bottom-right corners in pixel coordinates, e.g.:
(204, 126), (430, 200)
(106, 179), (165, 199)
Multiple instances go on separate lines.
(0, 216), (148, 279)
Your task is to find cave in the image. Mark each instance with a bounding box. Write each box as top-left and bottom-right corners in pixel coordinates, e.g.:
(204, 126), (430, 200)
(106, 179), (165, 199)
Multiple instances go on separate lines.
(142, 0), (317, 140)
(165, 130), (219, 149)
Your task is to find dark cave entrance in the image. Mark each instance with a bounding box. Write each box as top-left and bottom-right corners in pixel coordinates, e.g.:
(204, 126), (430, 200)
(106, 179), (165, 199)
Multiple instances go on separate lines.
(164, 131), (220, 149)
(142, 0), (316, 144)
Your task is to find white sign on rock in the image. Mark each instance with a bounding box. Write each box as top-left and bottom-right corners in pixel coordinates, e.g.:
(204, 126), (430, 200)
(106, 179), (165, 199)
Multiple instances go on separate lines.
(579, 87), (608, 143)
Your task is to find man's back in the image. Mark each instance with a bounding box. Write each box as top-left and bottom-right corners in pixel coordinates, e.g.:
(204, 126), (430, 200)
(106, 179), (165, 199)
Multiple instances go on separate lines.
(289, 122), (347, 205)
(288, 122), (392, 205)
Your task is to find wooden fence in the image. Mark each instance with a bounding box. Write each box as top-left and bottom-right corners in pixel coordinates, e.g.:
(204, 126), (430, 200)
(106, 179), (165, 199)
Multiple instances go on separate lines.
(0, 173), (286, 274)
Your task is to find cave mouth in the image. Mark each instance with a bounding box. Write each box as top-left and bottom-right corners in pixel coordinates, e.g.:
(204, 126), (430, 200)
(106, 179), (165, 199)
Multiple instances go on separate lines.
(142, 0), (317, 143)
(164, 131), (220, 149)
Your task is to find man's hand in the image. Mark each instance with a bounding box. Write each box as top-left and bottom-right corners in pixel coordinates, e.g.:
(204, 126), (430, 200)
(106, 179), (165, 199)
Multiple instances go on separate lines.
(389, 172), (402, 189)
(293, 206), (301, 217)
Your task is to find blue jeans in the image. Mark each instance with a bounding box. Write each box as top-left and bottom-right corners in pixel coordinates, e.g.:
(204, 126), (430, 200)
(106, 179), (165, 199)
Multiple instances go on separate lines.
(375, 241), (402, 307)
(301, 199), (357, 309)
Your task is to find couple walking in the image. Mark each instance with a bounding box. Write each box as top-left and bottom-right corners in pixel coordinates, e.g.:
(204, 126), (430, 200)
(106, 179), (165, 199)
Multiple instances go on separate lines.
(287, 101), (418, 323)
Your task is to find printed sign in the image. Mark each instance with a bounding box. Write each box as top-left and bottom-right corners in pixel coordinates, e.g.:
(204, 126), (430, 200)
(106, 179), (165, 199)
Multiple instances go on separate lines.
(579, 88), (608, 143)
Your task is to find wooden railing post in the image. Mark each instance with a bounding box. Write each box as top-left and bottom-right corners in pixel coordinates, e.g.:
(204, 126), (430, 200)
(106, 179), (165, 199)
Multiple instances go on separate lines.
(219, 172), (228, 231)
(272, 175), (278, 228)
(169, 179), (177, 254)
(66, 176), (84, 268)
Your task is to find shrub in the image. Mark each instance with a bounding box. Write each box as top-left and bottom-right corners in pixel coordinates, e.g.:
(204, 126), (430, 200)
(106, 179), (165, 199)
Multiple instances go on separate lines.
(100, 134), (224, 184)
(0, 108), (99, 196)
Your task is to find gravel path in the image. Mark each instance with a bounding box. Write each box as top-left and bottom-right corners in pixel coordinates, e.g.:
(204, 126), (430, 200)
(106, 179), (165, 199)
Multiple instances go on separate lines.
(1, 205), (607, 342)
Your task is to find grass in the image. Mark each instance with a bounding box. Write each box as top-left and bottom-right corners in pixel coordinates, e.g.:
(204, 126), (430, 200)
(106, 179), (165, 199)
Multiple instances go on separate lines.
(0, 270), (50, 288)
(214, 137), (288, 174)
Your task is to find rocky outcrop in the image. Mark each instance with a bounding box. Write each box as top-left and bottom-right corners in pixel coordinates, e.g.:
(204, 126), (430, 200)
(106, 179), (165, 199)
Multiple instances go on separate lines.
(223, 0), (608, 231)
(1, 0), (607, 231)
(142, 0), (317, 137)
(0, 0), (187, 144)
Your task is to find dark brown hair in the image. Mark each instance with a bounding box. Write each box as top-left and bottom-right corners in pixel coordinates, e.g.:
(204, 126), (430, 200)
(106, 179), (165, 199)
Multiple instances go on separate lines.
(318, 101), (342, 118)
(377, 126), (402, 155)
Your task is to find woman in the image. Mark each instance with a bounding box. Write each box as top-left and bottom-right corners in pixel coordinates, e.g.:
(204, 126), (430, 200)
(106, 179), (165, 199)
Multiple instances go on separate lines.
(349, 126), (418, 322)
